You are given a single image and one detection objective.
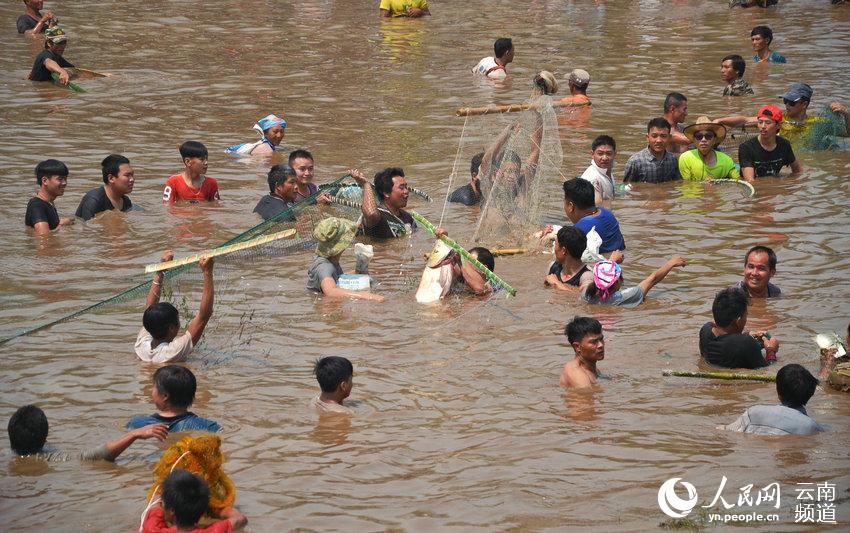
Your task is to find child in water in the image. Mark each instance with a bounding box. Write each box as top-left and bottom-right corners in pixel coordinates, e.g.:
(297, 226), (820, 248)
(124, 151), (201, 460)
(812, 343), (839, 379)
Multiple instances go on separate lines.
(143, 469), (247, 532)
(127, 365), (220, 433)
(312, 356), (355, 414)
(163, 141), (220, 204)
(307, 217), (384, 302)
(580, 256), (686, 307)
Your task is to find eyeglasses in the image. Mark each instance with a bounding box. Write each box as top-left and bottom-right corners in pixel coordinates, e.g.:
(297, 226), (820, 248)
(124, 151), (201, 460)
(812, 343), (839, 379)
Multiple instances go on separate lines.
(694, 132), (716, 141)
(783, 98), (802, 106)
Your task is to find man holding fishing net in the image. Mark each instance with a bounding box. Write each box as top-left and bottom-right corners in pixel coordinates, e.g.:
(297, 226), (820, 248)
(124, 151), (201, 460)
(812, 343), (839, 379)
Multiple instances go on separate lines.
(28, 26), (74, 85)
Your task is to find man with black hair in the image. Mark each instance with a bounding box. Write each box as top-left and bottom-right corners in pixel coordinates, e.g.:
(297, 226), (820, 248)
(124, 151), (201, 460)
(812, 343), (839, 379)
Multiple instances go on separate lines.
(353, 167), (416, 239)
(144, 469), (247, 531)
(623, 118), (681, 183)
(253, 164), (298, 221)
(8, 404), (167, 461)
(128, 365), (220, 432)
(448, 152), (485, 206)
(163, 141), (220, 203)
(661, 92), (691, 154)
(545, 227), (592, 291)
(134, 251), (215, 363)
(312, 356), (355, 413)
(560, 316), (605, 389)
(562, 178), (625, 255)
(75, 154), (135, 221)
(699, 288), (780, 369)
(17, 0), (55, 35)
(579, 135), (616, 206)
(723, 364), (822, 435)
(25, 158), (74, 234)
(750, 25), (786, 63)
(29, 25), (73, 84)
(472, 38), (514, 79)
(721, 54), (754, 96)
(732, 245), (781, 298)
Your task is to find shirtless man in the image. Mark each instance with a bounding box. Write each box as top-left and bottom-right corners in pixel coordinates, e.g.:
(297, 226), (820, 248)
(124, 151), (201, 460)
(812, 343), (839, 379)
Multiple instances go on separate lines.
(662, 92), (691, 154)
(560, 316), (605, 389)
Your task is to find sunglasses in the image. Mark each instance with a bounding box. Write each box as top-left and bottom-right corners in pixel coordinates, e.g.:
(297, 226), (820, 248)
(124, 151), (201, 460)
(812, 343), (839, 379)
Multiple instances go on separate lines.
(783, 98), (802, 106)
(694, 132), (716, 141)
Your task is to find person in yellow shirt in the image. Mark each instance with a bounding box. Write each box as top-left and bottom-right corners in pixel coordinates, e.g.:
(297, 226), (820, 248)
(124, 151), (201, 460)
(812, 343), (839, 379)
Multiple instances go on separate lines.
(379, 0), (430, 18)
(678, 117), (740, 181)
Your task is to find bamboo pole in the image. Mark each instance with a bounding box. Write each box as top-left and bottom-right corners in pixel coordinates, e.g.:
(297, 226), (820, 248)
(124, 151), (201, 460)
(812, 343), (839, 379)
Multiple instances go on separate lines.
(409, 211), (517, 297)
(144, 229), (297, 273)
(456, 100), (590, 117)
(663, 370), (775, 383)
(491, 248), (527, 256)
(73, 68), (111, 78)
(51, 72), (86, 93)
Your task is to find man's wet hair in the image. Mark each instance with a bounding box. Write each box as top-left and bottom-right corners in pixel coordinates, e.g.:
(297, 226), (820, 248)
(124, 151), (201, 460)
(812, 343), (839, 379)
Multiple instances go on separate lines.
(101, 154), (130, 184)
(751, 25), (774, 46)
(153, 365), (197, 410)
(469, 247), (495, 272)
(179, 141), (208, 160)
(288, 149), (314, 166)
(161, 469), (210, 529)
(776, 364), (818, 408)
(374, 167), (405, 200)
(562, 178), (595, 210)
(556, 226), (587, 260)
(711, 288), (749, 328)
(494, 38), (513, 59)
(591, 135), (616, 152)
(722, 54), (747, 78)
(314, 356), (353, 393)
(35, 159), (68, 186)
(267, 164), (297, 194)
(647, 117), (672, 132)
(470, 152), (485, 176)
(744, 245), (777, 270)
(143, 302), (179, 340)
(8, 405), (48, 455)
(565, 316), (602, 344)
(663, 92), (687, 113)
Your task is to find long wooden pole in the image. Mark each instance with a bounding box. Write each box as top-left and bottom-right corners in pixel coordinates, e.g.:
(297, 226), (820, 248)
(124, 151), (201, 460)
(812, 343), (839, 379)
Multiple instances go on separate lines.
(662, 370), (775, 383)
(456, 100), (590, 117)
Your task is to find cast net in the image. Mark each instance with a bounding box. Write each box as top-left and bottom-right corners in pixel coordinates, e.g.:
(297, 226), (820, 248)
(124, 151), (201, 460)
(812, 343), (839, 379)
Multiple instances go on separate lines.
(804, 105), (848, 151)
(0, 177), (360, 349)
(472, 95), (563, 248)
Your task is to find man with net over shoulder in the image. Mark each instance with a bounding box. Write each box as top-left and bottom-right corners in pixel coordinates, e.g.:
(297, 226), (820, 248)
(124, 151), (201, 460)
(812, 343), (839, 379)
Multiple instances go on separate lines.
(353, 167), (417, 239)
(134, 251), (215, 363)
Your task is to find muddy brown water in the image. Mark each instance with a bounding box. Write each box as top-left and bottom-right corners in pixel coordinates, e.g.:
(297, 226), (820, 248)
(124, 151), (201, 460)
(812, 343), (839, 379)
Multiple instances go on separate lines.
(1, 1), (849, 530)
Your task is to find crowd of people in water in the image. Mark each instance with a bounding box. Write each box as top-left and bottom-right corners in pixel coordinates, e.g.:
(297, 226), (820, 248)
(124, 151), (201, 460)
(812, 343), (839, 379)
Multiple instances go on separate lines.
(10, 0), (850, 530)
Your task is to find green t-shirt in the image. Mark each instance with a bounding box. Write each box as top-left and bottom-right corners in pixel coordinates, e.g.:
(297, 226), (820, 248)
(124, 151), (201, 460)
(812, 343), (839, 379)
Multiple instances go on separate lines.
(678, 149), (740, 181)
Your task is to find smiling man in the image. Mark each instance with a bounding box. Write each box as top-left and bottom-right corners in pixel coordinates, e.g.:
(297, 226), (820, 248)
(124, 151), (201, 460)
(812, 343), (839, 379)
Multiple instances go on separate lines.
(354, 167), (416, 239)
(579, 135), (616, 206)
(75, 154), (135, 221)
(253, 164), (298, 221)
(25, 159), (74, 235)
(732, 246), (781, 298)
(623, 118), (681, 184)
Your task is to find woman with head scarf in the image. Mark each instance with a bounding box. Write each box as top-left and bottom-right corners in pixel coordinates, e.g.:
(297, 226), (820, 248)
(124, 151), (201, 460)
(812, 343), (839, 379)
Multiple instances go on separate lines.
(225, 114), (286, 156)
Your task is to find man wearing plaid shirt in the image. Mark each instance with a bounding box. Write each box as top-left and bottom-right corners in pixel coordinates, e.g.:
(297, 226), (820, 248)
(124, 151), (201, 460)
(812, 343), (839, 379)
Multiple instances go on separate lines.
(623, 118), (682, 184)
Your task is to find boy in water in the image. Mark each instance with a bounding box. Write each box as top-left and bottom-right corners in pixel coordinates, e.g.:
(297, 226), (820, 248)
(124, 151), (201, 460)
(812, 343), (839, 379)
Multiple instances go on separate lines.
(135, 252), (214, 363)
(163, 141), (220, 204)
(25, 158), (74, 235)
(307, 217), (385, 301)
(722, 364), (821, 435)
(580, 256), (685, 307)
(472, 38), (514, 79)
(312, 356), (355, 414)
(700, 288), (779, 369)
(143, 469), (247, 531)
(560, 316), (605, 389)
(545, 226), (593, 291)
(8, 404), (167, 461)
(127, 365), (220, 433)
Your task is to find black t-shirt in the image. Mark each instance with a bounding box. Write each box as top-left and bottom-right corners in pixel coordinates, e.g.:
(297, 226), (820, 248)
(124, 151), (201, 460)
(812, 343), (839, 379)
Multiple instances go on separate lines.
(548, 262), (590, 286)
(17, 14), (40, 34)
(362, 208), (416, 239)
(253, 194), (295, 221)
(30, 50), (74, 82)
(448, 183), (480, 206)
(25, 197), (59, 230)
(738, 136), (796, 177)
(699, 322), (768, 369)
(75, 186), (133, 221)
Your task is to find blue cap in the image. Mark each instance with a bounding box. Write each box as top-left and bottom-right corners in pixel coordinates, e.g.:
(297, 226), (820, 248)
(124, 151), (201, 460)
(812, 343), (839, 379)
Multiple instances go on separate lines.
(781, 82), (813, 102)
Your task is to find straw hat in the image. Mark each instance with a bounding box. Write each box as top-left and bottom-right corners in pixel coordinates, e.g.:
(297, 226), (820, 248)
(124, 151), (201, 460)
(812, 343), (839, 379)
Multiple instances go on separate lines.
(683, 116), (727, 146)
(425, 240), (455, 268)
(313, 217), (356, 258)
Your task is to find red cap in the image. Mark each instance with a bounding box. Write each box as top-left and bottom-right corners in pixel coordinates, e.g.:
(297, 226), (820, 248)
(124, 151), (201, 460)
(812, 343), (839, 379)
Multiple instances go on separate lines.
(757, 105), (783, 124)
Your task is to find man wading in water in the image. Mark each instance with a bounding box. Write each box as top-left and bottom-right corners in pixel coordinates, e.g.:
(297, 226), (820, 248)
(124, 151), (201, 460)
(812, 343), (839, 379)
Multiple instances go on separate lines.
(560, 316), (606, 389)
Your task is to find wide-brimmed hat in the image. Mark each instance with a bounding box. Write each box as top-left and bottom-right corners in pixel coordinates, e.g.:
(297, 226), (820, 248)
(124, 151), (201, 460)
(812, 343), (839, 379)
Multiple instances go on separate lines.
(683, 116), (727, 146)
(425, 240), (455, 268)
(314, 217), (356, 258)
